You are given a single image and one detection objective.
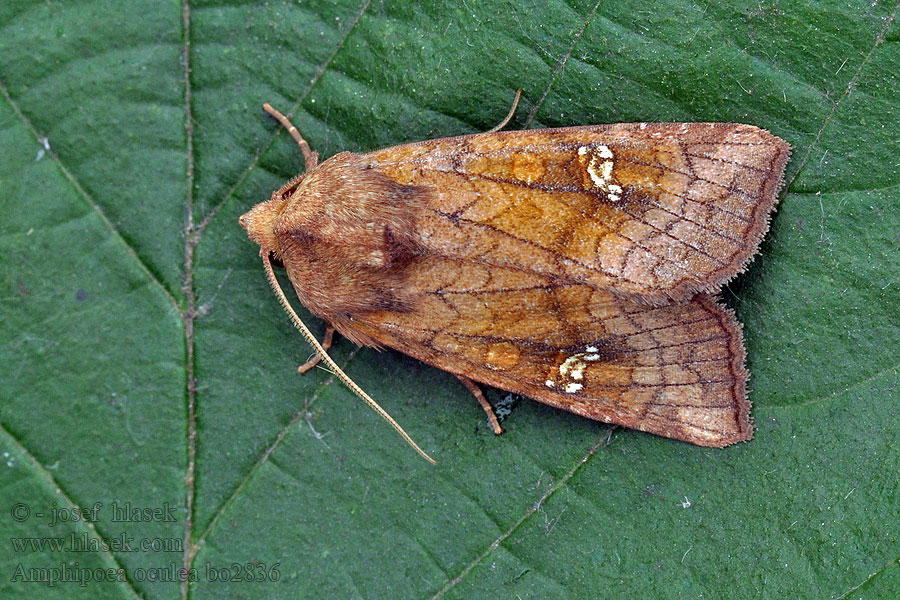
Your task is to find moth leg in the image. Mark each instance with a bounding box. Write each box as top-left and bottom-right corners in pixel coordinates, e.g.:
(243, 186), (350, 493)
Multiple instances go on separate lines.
(297, 325), (336, 374)
(262, 102), (319, 171)
(485, 89), (522, 134)
(455, 375), (504, 435)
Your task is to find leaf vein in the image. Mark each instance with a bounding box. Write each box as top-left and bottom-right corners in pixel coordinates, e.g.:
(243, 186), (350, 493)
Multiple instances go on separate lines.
(430, 431), (610, 599)
(787, 0), (900, 190)
(523, 0), (603, 128)
(0, 78), (179, 311)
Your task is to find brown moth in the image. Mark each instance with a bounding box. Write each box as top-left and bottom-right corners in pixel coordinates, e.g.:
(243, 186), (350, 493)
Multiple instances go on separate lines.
(240, 96), (790, 462)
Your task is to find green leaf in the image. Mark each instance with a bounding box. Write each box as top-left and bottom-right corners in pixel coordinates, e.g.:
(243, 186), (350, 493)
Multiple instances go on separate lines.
(2, 0), (898, 599)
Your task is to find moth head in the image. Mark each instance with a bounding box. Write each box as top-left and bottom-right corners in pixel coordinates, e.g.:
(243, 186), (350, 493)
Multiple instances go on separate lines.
(239, 197), (286, 259)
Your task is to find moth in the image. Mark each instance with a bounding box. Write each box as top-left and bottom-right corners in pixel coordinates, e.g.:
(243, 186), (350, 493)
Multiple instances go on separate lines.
(240, 95), (790, 463)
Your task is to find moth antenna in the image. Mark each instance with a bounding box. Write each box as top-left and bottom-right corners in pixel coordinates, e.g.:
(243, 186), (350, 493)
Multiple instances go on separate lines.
(260, 250), (437, 465)
(263, 102), (319, 171)
(485, 89), (522, 133)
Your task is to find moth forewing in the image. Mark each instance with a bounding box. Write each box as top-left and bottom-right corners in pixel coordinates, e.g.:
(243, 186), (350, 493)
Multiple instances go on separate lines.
(365, 123), (790, 303)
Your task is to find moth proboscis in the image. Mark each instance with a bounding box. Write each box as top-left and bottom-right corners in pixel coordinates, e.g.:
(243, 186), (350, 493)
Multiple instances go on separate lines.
(240, 93), (790, 463)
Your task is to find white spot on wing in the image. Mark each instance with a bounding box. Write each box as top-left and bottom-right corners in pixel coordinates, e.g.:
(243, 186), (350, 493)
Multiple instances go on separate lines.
(553, 345), (606, 395)
(579, 146), (622, 204)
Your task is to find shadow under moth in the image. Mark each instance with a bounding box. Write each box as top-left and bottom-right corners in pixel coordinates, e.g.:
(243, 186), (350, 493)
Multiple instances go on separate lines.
(240, 94), (790, 463)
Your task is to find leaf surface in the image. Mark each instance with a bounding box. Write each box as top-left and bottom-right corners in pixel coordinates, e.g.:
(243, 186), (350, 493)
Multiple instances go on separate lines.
(1, 1), (898, 598)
